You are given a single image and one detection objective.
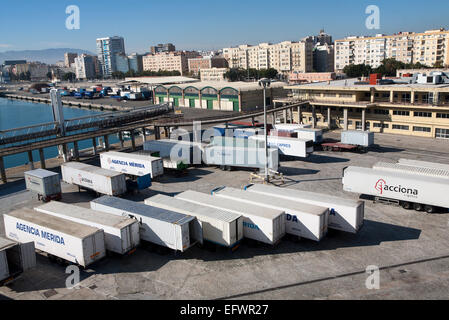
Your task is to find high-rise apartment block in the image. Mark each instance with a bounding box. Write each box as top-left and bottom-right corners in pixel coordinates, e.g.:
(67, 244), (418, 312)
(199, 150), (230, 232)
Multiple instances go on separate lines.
(74, 54), (97, 79)
(223, 38), (314, 74)
(96, 36), (126, 77)
(335, 29), (449, 71)
(142, 51), (199, 75)
(64, 53), (78, 68)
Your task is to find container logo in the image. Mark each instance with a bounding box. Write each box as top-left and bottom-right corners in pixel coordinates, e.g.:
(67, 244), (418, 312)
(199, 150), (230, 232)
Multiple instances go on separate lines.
(78, 174), (93, 185)
(375, 179), (386, 195)
(16, 222), (66, 245)
(374, 179), (418, 197)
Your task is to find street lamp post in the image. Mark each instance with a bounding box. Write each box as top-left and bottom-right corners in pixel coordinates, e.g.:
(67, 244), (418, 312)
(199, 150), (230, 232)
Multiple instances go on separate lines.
(259, 78), (271, 183)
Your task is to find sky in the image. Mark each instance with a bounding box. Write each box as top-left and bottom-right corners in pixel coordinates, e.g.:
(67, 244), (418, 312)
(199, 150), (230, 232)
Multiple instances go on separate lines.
(1, 0), (448, 54)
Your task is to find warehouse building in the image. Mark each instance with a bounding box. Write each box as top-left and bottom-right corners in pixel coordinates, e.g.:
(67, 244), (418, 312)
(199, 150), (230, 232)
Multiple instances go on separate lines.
(153, 81), (287, 112)
(284, 73), (449, 139)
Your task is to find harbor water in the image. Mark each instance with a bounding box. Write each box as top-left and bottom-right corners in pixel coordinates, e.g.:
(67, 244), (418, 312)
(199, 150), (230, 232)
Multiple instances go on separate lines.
(0, 98), (121, 169)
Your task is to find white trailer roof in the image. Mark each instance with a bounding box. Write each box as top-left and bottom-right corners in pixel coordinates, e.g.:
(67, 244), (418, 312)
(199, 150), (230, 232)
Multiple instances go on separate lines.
(35, 202), (136, 229)
(213, 187), (328, 216)
(373, 162), (449, 179)
(398, 159), (449, 171)
(246, 184), (361, 208)
(91, 196), (194, 225)
(176, 190), (284, 219)
(6, 208), (100, 239)
(146, 194), (241, 223)
(62, 162), (124, 178)
(24, 169), (59, 179)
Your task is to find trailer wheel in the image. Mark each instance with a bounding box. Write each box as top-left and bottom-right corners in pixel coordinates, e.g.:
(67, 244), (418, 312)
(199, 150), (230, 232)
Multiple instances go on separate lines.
(401, 201), (412, 210)
(414, 203), (424, 212)
(424, 205), (436, 214)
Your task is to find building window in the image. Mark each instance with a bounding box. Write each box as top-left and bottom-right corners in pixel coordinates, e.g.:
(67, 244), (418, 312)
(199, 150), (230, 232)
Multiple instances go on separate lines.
(414, 112), (432, 118)
(374, 109), (389, 115)
(436, 113), (449, 119)
(401, 93), (411, 103)
(392, 124), (410, 131)
(413, 126), (431, 133)
(436, 128), (449, 139)
(356, 122), (370, 130)
(393, 110), (410, 116)
(373, 123), (389, 129)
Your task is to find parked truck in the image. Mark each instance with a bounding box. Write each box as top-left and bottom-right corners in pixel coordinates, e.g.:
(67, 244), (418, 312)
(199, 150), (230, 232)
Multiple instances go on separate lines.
(342, 166), (449, 213)
(175, 190), (286, 245)
(244, 184), (364, 234)
(24, 169), (62, 202)
(145, 195), (243, 249)
(0, 237), (36, 286)
(35, 202), (140, 255)
(248, 135), (313, 158)
(61, 162), (127, 196)
(212, 187), (329, 242)
(4, 208), (106, 267)
(322, 130), (374, 153)
(90, 196), (203, 252)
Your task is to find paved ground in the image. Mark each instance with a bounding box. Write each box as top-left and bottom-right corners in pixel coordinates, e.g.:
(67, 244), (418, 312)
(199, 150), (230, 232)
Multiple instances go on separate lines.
(1, 131), (449, 300)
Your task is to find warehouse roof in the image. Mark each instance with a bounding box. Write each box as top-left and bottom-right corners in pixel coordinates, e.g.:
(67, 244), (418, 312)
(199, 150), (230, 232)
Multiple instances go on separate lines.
(156, 81), (287, 92)
(124, 76), (199, 86)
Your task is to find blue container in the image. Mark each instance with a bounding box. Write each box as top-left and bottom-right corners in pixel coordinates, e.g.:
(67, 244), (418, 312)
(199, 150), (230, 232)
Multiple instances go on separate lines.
(137, 174), (152, 190)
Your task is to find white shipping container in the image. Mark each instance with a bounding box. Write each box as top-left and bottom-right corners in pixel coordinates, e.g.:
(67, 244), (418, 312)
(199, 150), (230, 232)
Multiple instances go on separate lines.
(91, 196), (202, 252)
(213, 187), (329, 241)
(4, 209), (106, 267)
(100, 151), (164, 178)
(35, 202), (140, 255)
(373, 162), (449, 179)
(249, 135), (313, 158)
(341, 130), (374, 147)
(398, 159), (449, 171)
(342, 166), (449, 209)
(145, 195), (243, 248)
(245, 184), (364, 234)
(61, 162), (127, 196)
(175, 190), (285, 245)
(24, 169), (61, 198)
(293, 128), (323, 144)
(0, 237), (36, 284)
(204, 145), (279, 170)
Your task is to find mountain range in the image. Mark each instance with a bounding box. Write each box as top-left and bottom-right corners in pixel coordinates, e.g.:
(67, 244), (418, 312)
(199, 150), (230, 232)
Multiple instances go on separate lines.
(0, 48), (95, 65)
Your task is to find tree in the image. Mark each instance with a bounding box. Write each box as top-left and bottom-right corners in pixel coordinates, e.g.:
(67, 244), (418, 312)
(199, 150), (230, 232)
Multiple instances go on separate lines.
(46, 71), (53, 80)
(63, 72), (76, 82)
(343, 64), (373, 77)
(111, 71), (125, 79)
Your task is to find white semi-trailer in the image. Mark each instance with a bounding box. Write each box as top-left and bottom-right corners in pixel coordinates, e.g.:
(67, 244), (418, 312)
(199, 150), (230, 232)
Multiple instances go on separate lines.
(145, 195), (244, 248)
(248, 135), (313, 158)
(175, 190), (286, 245)
(373, 162), (449, 179)
(61, 162), (127, 196)
(90, 196), (202, 252)
(293, 128), (323, 144)
(398, 159), (449, 171)
(212, 187), (329, 241)
(342, 166), (449, 213)
(0, 237), (36, 286)
(244, 184), (364, 234)
(24, 169), (62, 202)
(100, 151), (164, 179)
(4, 209), (106, 267)
(35, 202), (140, 255)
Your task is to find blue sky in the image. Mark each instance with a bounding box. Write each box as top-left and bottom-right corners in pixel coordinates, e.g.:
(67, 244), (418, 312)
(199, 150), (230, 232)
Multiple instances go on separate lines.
(1, 0), (448, 53)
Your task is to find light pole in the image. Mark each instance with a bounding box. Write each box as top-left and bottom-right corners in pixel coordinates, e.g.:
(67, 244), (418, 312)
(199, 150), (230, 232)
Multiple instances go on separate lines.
(259, 78), (271, 183)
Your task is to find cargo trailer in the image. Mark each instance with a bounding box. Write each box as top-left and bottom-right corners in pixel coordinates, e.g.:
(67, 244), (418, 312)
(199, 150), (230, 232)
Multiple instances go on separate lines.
(4, 209), (106, 267)
(24, 169), (62, 202)
(100, 151), (164, 179)
(143, 139), (205, 165)
(373, 162), (449, 179)
(212, 187), (329, 241)
(145, 195), (243, 248)
(0, 237), (36, 286)
(133, 150), (188, 172)
(203, 145), (279, 170)
(248, 135), (313, 158)
(61, 162), (127, 196)
(341, 130), (374, 147)
(175, 190), (285, 245)
(210, 136), (263, 148)
(274, 124), (312, 131)
(244, 184), (364, 234)
(293, 128), (323, 144)
(398, 159), (449, 171)
(34, 202), (140, 255)
(90, 196), (202, 252)
(342, 166), (449, 213)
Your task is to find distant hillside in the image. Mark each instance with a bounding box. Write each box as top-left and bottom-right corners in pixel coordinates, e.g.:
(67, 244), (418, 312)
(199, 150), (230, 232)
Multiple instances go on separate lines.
(0, 48), (95, 65)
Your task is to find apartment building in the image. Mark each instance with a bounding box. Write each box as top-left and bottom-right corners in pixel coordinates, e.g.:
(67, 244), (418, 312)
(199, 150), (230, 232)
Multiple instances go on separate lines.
(150, 43), (176, 54)
(285, 72), (449, 139)
(335, 29), (449, 71)
(96, 36), (126, 77)
(142, 51), (199, 75)
(64, 53), (77, 68)
(188, 56), (228, 75)
(74, 54), (96, 79)
(200, 68), (228, 82)
(223, 38), (314, 74)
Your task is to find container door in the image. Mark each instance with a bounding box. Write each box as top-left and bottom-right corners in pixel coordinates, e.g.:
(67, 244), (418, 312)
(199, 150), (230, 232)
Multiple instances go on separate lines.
(189, 99), (195, 108)
(19, 242), (36, 271)
(190, 219), (203, 245)
(121, 227), (132, 253)
(233, 101), (239, 112)
(5, 245), (22, 275)
(207, 100), (213, 110)
(0, 252), (10, 281)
